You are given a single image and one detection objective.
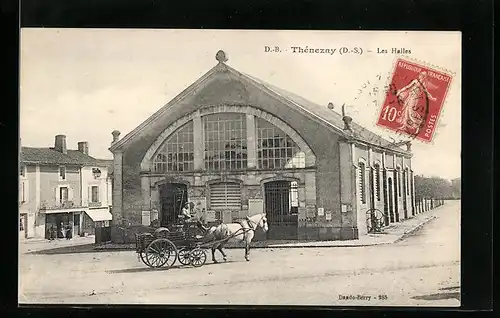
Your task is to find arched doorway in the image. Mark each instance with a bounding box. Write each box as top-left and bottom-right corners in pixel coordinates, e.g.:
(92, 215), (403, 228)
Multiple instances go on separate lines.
(264, 180), (298, 240)
(159, 183), (188, 226)
(393, 171), (400, 222)
(388, 177), (395, 223)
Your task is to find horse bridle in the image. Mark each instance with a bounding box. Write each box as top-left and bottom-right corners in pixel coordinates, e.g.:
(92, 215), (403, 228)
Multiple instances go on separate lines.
(245, 214), (266, 231)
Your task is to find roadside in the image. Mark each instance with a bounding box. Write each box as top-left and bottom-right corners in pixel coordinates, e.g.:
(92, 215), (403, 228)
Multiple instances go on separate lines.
(22, 202), (448, 255)
(19, 235), (95, 254)
(94, 204), (441, 250)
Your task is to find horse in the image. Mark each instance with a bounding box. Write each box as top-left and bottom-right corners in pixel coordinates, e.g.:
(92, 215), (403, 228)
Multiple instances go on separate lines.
(201, 213), (268, 263)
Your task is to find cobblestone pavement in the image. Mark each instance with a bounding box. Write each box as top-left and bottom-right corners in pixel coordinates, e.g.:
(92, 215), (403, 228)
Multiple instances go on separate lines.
(19, 201), (460, 306)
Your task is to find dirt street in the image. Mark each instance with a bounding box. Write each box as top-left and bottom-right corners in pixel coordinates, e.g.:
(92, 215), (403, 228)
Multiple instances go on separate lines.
(19, 201), (460, 306)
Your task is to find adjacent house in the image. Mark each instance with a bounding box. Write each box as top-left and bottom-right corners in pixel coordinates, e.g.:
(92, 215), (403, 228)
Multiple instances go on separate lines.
(108, 50), (417, 242)
(19, 135), (113, 239)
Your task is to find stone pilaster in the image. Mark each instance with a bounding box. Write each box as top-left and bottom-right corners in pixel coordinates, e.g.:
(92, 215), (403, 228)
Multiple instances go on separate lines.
(246, 114), (256, 169)
(112, 152), (123, 224)
(141, 175), (151, 211)
(193, 115), (204, 170)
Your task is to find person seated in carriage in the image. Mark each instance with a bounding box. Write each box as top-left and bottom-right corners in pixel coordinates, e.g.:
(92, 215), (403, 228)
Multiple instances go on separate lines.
(178, 202), (194, 223)
(178, 202), (208, 234)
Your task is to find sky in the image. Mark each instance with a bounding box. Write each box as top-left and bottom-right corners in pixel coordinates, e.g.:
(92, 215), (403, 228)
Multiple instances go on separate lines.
(20, 29), (461, 180)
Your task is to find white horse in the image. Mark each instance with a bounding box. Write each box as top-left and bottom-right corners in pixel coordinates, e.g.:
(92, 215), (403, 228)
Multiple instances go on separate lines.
(202, 213), (268, 263)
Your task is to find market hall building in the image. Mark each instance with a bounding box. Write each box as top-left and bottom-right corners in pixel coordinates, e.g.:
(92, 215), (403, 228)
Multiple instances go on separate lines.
(109, 50), (417, 243)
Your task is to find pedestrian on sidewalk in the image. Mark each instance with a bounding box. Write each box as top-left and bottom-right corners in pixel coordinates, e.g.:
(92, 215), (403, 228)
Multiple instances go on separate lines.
(51, 226), (57, 240)
(59, 222), (65, 239)
(66, 225), (73, 240)
(46, 226), (54, 240)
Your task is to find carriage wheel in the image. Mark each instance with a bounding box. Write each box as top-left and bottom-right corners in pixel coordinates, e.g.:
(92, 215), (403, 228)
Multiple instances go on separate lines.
(145, 238), (178, 268)
(189, 248), (207, 267)
(366, 208), (386, 233)
(177, 248), (193, 265)
(139, 251), (150, 266)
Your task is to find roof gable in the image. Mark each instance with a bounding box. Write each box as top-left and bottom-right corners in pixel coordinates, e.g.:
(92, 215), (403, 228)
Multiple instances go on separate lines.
(110, 53), (408, 154)
(20, 147), (103, 166)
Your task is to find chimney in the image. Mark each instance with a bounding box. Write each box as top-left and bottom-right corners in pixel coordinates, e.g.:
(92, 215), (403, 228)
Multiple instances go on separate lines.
(341, 104), (353, 131)
(111, 130), (121, 145)
(406, 141), (412, 152)
(54, 135), (67, 154)
(78, 141), (89, 155)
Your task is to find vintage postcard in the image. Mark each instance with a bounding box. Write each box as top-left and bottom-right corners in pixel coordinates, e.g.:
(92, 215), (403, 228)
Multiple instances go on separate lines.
(19, 29), (461, 307)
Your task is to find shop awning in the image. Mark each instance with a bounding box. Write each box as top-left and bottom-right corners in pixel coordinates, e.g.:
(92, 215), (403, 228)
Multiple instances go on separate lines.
(85, 209), (113, 222)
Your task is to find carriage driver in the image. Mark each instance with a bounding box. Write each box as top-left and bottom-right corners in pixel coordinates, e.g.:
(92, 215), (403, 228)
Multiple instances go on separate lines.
(180, 202), (193, 220)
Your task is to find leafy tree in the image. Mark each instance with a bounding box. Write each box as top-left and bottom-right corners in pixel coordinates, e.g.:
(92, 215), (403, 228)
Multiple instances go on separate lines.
(415, 175), (453, 199)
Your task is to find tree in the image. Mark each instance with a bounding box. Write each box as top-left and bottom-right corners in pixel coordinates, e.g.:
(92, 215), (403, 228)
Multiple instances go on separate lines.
(415, 175), (453, 199)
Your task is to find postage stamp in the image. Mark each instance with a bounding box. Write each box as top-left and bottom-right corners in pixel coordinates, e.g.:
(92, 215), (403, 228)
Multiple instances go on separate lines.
(376, 58), (453, 142)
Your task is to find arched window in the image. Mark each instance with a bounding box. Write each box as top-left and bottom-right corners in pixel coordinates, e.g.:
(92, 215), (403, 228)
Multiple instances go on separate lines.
(359, 162), (366, 204)
(203, 113), (247, 171)
(153, 121), (194, 172)
(256, 118), (303, 169)
(209, 182), (242, 210)
(374, 163), (381, 201)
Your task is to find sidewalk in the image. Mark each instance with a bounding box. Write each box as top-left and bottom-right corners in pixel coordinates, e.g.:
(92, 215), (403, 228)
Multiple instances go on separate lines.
(20, 235), (95, 254)
(94, 204), (442, 251)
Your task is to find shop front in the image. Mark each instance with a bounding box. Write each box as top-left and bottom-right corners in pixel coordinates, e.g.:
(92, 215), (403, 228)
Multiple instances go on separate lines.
(44, 211), (84, 239)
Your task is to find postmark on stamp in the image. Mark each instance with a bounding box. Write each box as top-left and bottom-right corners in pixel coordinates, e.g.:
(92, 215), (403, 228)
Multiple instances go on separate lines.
(376, 58), (453, 142)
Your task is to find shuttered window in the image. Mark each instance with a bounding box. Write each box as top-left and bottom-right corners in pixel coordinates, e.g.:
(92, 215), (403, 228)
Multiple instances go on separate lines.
(60, 187), (69, 204)
(358, 163), (366, 204)
(91, 186), (99, 203)
(210, 182), (241, 210)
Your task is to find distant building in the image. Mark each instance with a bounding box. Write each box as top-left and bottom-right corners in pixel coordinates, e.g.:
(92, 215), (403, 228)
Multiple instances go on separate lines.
(19, 135), (112, 239)
(451, 177), (461, 199)
(108, 50), (417, 242)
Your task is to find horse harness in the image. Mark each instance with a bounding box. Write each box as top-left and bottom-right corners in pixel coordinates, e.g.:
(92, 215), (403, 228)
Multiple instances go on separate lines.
(239, 215), (264, 241)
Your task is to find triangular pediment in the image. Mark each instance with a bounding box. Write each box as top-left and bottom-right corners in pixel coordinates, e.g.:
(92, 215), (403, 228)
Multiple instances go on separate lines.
(110, 50), (405, 154)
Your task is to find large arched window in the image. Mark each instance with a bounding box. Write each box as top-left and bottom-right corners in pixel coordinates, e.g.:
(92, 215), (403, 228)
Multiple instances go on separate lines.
(203, 113), (248, 171)
(152, 121), (194, 172)
(257, 118), (303, 169)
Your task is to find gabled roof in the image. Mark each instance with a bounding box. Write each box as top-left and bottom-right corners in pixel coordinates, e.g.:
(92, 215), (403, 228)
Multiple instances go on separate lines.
(239, 71), (395, 148)
(20, 147), (104, 166)
(110, 55), (407, 154)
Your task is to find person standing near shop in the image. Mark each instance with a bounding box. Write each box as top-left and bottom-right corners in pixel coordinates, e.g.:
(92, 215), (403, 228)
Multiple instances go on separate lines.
(59, 222), (65, 239)
(65, 224), (72, 240)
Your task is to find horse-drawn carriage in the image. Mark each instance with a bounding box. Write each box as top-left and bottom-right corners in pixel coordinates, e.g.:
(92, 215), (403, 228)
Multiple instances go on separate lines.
(134, 212), (269, 269)
(135, 219), (210, 269)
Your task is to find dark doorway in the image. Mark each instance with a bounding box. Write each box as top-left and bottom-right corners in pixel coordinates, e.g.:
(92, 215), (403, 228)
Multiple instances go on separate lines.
(410, 172), (415, 215)
(73, 213), (81, 236)
(159, 183), (188, 226)
(388, 177), (395, 223)
(264, 181), (298, 240)
(382, 170), (389, 225)
(369, 168), (375, 212)
(393, 171), (400, 222)
(403, 170), (408, 219)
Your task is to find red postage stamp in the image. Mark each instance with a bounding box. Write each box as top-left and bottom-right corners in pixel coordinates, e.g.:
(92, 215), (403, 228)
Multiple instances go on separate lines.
(376, 58), (453, 142)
